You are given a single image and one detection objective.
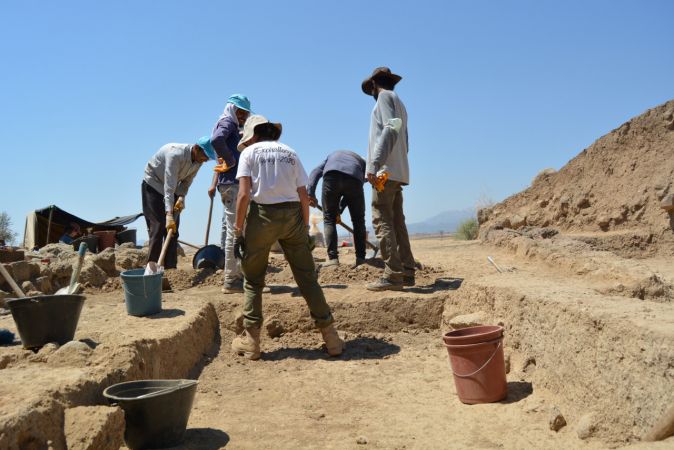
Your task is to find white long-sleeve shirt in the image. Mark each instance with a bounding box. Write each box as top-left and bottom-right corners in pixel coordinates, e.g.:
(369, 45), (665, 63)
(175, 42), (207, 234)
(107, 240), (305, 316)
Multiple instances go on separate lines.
(143, 143), (202, 212)
(367, 90), (410, 185)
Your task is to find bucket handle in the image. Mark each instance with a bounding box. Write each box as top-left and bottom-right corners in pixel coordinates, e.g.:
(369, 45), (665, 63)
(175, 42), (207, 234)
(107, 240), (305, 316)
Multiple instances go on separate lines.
(451, 340), (502, 378)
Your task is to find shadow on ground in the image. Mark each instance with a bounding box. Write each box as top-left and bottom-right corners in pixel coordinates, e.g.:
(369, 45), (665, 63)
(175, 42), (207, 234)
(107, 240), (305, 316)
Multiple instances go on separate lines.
(500, 381), (533, 404)
(262, 337), (400, 361)
(405, 277), (464, 294)
(166, 428), (230, 449)
(147, 308), (186, 319)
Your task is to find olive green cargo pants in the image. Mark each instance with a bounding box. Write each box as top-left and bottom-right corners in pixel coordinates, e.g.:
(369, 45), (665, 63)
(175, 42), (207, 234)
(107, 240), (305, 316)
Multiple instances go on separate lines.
(241, 202), (334, 329)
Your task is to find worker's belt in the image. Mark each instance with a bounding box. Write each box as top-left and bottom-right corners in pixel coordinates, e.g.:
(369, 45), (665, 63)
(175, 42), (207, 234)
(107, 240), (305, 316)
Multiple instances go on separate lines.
(252, 201), (301, 209)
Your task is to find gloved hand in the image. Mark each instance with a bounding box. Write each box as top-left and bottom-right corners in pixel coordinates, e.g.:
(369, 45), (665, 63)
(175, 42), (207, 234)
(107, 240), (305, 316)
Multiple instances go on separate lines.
(166, 214), (177, 233)
(173, 196), (185, 214)
(308, 196), (318, 208)
(233, 227), (245, 259)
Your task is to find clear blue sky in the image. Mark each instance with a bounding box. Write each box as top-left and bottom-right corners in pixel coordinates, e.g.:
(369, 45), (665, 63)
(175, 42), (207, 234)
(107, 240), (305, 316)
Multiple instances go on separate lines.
(1, 1), (673, 245)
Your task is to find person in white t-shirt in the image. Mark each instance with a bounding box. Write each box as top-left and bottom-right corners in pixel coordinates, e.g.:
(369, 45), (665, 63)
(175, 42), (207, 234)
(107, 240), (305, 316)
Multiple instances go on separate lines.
(230, 115), (344, 360)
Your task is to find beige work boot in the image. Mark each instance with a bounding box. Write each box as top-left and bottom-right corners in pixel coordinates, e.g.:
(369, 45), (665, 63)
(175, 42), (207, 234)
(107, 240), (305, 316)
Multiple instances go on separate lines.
(320, 324), (344, 357)
(231, 327), (261, 360)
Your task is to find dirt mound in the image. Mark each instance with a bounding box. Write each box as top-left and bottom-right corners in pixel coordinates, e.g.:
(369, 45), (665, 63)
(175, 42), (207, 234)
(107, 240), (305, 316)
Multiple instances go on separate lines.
(479, 99), (674, 238)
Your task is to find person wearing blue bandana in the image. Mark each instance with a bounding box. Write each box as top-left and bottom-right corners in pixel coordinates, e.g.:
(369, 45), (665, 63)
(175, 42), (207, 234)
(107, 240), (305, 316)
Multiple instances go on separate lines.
(208, 93), (252, 293)
(142, 137), (216, 269)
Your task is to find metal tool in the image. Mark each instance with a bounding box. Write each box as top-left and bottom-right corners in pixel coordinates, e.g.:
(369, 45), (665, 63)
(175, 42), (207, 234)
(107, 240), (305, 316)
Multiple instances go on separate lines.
(56, 242), (87, 294)
(314, 204), (379, 259)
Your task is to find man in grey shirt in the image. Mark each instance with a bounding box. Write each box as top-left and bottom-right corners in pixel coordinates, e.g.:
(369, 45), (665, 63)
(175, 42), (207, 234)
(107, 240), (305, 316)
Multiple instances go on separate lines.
(362, 66), (415, 291)
(142, 137), (216, 269)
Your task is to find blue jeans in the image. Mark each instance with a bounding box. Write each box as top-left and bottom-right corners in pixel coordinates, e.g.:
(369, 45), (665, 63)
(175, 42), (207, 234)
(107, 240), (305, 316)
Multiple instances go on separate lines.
(218, 183), (241, 283)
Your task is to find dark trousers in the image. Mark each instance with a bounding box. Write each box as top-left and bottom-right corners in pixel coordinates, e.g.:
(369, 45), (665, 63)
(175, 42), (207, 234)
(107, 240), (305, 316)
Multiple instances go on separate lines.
(141, 181), (179, 269)
(322, 171), (366, 260)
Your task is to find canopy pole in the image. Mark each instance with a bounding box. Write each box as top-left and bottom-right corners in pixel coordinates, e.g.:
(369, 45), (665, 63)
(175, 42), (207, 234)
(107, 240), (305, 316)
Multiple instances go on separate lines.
(46, 205), (54, 246)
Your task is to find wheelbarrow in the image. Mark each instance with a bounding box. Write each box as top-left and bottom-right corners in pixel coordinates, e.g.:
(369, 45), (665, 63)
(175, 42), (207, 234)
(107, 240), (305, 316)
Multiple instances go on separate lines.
(191, 196), (225, 269)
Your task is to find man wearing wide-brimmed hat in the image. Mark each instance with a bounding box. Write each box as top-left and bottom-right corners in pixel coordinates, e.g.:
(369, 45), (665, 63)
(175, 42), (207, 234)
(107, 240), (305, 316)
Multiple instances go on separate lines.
(229, 115), (344, 360)
(361, 66), (415, 291)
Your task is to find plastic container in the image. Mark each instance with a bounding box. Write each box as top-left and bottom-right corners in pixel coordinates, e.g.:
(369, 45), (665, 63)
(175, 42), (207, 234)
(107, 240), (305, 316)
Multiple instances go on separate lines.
(192, 244), (225, 270)
(116, 229), (137, 246)
(72, 235), (98, 254)
(443, 325), (507, 404)
(6, 295), (85, 349)
(120, 269), (162, 316)
(103, 379), (198, 450)
(94, 230), (117, 251)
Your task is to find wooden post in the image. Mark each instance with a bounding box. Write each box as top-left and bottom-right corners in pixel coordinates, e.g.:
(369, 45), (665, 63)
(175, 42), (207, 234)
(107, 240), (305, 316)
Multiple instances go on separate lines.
(45, 205), (54, 246)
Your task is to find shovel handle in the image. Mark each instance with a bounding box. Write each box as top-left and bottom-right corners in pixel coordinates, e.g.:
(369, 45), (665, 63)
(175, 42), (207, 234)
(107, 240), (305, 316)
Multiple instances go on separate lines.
(67, 242), (88, 294)
(158, 229), (174, 268)
(205, 195), (214, 246)
(0, 262), (25, 298)
(313, 204), (378, 251)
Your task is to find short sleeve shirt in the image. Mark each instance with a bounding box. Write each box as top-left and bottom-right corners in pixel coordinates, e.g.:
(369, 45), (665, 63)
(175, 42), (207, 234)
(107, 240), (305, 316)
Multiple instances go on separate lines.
(236, 141), (309, 204)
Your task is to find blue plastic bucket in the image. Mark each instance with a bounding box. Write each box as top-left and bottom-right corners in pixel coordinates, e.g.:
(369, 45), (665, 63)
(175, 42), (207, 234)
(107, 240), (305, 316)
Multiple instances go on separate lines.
(120, 269), (162, 316)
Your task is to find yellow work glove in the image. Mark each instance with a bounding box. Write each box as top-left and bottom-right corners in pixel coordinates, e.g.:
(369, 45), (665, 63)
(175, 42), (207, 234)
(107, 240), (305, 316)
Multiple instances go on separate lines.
(166, 214), (177, 233)
(173, 196), (185, 214)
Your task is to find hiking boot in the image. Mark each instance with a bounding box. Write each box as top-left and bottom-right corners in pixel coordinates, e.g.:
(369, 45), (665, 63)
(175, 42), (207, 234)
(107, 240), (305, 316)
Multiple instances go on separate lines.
(403, 275), (415, 286)
(366, 277), (404, 291)
(222, 279), (244, 294)
(320, 258), (339, 269)
(231, 327), (261, 360)
(320, 324), (344, 356)
(351, 258), (367, 269)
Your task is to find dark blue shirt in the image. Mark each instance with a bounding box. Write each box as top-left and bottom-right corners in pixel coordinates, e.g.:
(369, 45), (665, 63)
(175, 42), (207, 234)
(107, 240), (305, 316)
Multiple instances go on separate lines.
(307, 150), (366, 198)
(211, 116), (241, 185)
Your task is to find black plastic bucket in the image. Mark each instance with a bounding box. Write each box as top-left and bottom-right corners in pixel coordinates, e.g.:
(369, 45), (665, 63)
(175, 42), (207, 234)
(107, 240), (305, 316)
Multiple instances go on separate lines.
(192, 244), (225, 270)
(72, 235), (98, 254)
(103, 379), (198, 449)
(6, 295), (85, 349)
(116, 229), (137, 246)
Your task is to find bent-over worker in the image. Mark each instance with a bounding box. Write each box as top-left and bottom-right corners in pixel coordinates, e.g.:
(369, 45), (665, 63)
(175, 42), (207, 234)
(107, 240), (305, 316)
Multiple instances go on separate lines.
(307, 150), (367, 268)
(142, 137), (216, 269)
(231, 115), (344, 360)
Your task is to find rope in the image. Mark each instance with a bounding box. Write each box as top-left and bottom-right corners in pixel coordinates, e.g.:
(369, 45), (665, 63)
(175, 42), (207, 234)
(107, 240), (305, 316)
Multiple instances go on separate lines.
(451, 340), (502, 378)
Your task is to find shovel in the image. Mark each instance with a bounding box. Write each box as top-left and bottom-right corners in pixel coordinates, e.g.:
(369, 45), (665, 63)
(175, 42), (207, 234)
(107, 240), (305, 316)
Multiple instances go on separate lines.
(314, 204), (379, 259)
(0, 262), (25, 298)
(56, 242), (87, 295)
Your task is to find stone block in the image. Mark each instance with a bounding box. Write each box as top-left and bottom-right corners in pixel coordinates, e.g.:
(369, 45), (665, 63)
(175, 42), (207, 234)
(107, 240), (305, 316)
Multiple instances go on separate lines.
(64, 405), (125, 450)
(448, 311), (485, 330)
(8, 261), (31, 283)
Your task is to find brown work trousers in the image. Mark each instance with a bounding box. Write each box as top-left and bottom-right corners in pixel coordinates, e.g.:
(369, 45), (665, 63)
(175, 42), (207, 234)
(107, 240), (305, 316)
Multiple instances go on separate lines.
(371, 180), (415, 282)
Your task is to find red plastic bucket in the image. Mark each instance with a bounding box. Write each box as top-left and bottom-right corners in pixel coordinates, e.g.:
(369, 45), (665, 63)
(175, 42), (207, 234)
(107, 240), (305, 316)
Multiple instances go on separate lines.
(443, 325), (507, 404)
(94, 230), (117, 251)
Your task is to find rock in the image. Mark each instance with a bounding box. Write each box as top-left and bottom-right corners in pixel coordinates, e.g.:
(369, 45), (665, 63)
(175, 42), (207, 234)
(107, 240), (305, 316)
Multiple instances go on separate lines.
(21, 281), (36, 293)
(0, 289), (9, 308)
(34, 276), (52, 294)
(49, 340), (93, 367)
(115, 247), (148, 271)
(356, 436), (369, 445)
(64, 405), (125, 450)
(8, 261), (31, 283)
(27, 262), (41, 278)
(39, 243), (75, 258)
(91, 248), (117, 276)
(265, 318), (285, 338)
(118, 242), (136, 249)
(660, 194), (674, 212)
(548, 406), (567, 431)
(448, 312), (485, 330)
(576, 413), (597, 439)
(79, 261), (108, 288)
(597, 216), (610, 230)
(477, 207), (491, 225)
(38, 343), (60, 356)
(510, 214), (526, 229)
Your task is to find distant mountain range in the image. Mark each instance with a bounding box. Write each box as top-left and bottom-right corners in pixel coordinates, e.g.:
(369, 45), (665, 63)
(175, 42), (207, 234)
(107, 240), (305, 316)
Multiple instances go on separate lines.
(334, 208), (476, 239)
(405, 208), (476, 235)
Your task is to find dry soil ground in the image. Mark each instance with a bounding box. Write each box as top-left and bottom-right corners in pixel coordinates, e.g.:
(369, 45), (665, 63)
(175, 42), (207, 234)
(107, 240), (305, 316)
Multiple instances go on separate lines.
(1, 236), (673, 450)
